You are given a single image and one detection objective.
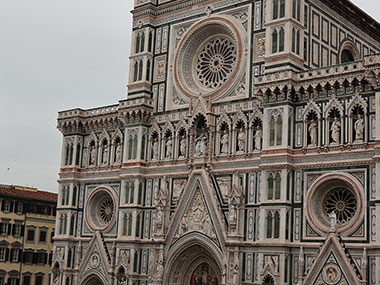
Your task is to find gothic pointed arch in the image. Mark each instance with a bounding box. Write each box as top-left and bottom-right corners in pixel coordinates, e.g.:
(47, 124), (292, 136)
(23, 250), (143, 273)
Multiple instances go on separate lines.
(324, 96), (344, 118)
(99, 129), (110, 145)
(260, 261), (280, 285)
(149, 121), (161, 137)
(111, 128), (124, 144)
(302, 100), (321, 120)
(216, 111), (232, 129)
(347, 93), (367, 115)
(165, 170), (226, 252)
(175, 118), (188, 133)
(88, 131), (98, 147)
(232, 110), (248, 129)
(79, 231), (111, 285)
(304, 233), (364, 284)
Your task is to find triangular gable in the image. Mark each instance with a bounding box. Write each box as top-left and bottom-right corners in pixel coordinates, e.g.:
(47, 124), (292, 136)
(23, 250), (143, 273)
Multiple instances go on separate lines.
(191, 97), (210, 121)
(304, 233), (363, 284)
(79, 231), (111, 284)
(165, 170), (226, 252)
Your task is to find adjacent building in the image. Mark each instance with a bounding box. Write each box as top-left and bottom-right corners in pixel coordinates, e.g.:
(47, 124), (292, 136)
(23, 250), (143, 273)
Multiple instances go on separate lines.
(0, 185), (57, 285)
(55, 0), (380, 284)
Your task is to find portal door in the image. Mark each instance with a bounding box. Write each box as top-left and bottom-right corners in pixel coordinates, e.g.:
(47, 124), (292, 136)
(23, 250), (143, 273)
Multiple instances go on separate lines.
(82, 275), (104, 285)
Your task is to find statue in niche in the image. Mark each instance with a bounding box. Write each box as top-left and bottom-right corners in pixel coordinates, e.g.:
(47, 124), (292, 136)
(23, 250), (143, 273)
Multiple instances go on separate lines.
(195, 133), (207, 157)
(237, 128), (245, 152)
(254, 128), (262, 150)
(308, 120), (318, 146)
(221, 130), (229, 154)
(330, 117), (341, 144)
(102, 145), (109, 165)
(115, 144), (122, 164)
(179, 136), (186, 158)
(328, 211), (337, 232)
(166, 136), (173, 158)
(90, 145), (96, 165)
(354, 114), (364, 141)
(152, 138), (159, 160)
(156, 260), (164, 281)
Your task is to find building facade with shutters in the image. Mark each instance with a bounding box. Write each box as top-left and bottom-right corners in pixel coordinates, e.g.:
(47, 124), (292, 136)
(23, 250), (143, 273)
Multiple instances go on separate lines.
(55, 0), (380, 284)
(0, 185), (57, 285)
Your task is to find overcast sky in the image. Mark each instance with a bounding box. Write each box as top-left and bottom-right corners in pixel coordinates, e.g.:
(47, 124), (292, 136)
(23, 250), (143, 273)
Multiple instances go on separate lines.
(0, 1), (379, 193)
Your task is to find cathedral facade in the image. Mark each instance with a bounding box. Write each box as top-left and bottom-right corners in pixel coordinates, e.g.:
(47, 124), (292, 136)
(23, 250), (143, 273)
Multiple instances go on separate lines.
(54, 0), (380, 284)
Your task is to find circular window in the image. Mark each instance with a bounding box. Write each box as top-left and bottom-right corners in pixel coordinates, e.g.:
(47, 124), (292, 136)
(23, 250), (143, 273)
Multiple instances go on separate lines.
(306, 174), (363, 236)
(323, 187), (357, 225)
(196, 37), (237, 88)
(174, 16), (245, 100)
(85, 187), (116, 232)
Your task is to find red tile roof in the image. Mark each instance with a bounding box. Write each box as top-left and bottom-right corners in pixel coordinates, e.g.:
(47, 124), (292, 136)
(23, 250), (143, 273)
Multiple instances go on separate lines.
(0, 185), (57, 203)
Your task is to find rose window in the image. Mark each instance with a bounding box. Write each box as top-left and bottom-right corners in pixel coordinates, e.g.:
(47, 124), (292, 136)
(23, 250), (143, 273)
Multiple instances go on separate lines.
(85, 187), (116, 232)
(323, 187), (357, 225)
(196, 38), (237, 88)
(97, 197), (114, 225)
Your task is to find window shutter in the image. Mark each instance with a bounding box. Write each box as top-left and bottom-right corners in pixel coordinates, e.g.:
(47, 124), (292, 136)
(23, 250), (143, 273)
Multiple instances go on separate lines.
(10, 201), (14, 212)
(18, 249), (22, 262)
(10, 249), (14, 261)
(14, 202), (18, 213)
(16, 279), (20, 285)
(1, 200), (4, 211)
(21, 225), (25, 237)
(32, 252), (37, 264)
(44, 252), (48, 264)
(12, 224), (15, 236)
(7, 223), (11, 235)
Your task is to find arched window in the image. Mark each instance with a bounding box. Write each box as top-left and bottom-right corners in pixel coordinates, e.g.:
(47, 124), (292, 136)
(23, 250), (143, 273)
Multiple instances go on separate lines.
(266, 212), (273, 238)
(128, 134), (134, 160)
(133, 61), (138, 82)
(135, 213), (141, 238)
(286, 172), (291, 201)
(274, 211), (280, 238)
(148, 31), (153, 52)
(138, 182), (144, 205)
(61, 186), (66, 205)
(59, 214), (64, 234)
(75, 143), (81, 166)
(65, 188), (70, 206)
(130, 183), (135, 204)
(279, 28), (285, 52)
(263, 274), (275, 285)
(296, 0), (301, 20)
(296, 30), (300, 55)
(270, 117), (276, 146)
(273, 0), (279, 20)
(65, 144), (70, 165)
(292, 28), (296, 53)
(69, 144), (74, 165)
(125, 183), (130, 204)
(292, 0), (296, 19)
(122, 214), (127, 236)
(275, 173), (281, 199)
(65, 276), (70, 285)
(341, 49), (355, 63)
(140, 31), (145, 52)
(285, 211), (290, 240)
(133, 251), (139, 273)
(276, 115), (283, 145)
(70, 214), (75, 236)
(141, 134), (146, 160)
(146, 59), (151, 81)
(280, 0), (285, 18)
(128, 213), (133, 236)
(72, 186), (77, 206)
(63, 214), (68, 234)
(284, 256), (289, 282)
(268, 174), (274, 200)
(138, 60), (143, 81)
(133, 135), (138, 159)
(66, 248), (72, 268)
(136, 33), (140, 54)
(272, 30), (278, 53)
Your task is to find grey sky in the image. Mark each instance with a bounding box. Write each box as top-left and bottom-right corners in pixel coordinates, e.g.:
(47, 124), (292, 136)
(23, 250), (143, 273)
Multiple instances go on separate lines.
(0, 1), (378, 193)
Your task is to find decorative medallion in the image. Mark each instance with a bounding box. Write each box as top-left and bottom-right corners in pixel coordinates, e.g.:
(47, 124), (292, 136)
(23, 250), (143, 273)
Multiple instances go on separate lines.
(90, 253), (101, 269)
(321, 263), (342, 284)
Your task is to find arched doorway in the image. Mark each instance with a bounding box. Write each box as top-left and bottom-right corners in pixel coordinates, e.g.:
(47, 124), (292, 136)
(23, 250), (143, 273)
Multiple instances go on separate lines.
(82, 275), (104, 285)
(166, 242), (222, 285)
(262, 274), (275, 285)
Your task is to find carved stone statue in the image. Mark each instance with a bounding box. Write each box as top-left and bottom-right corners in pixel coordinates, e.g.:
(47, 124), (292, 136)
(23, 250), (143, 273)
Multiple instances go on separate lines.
(221, 130), (229, 154)
(237, 128), (245, 152)
(179, 136), (186, 158)
(254, 128), (262, 150)
(330, 118), (341, 144)
(156, 260), (164, 280)
(354, 115), (364, 141)
(166, 137), (173, 158)
(102, 145), (109, 165)
(308, 121), (318, 146)
(195, 133), (207, 157)
(328, 211), (337, 232)
(90, 145), (96, 165)
(152, 138), (159, 160)
(115, 144), (122, 164)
